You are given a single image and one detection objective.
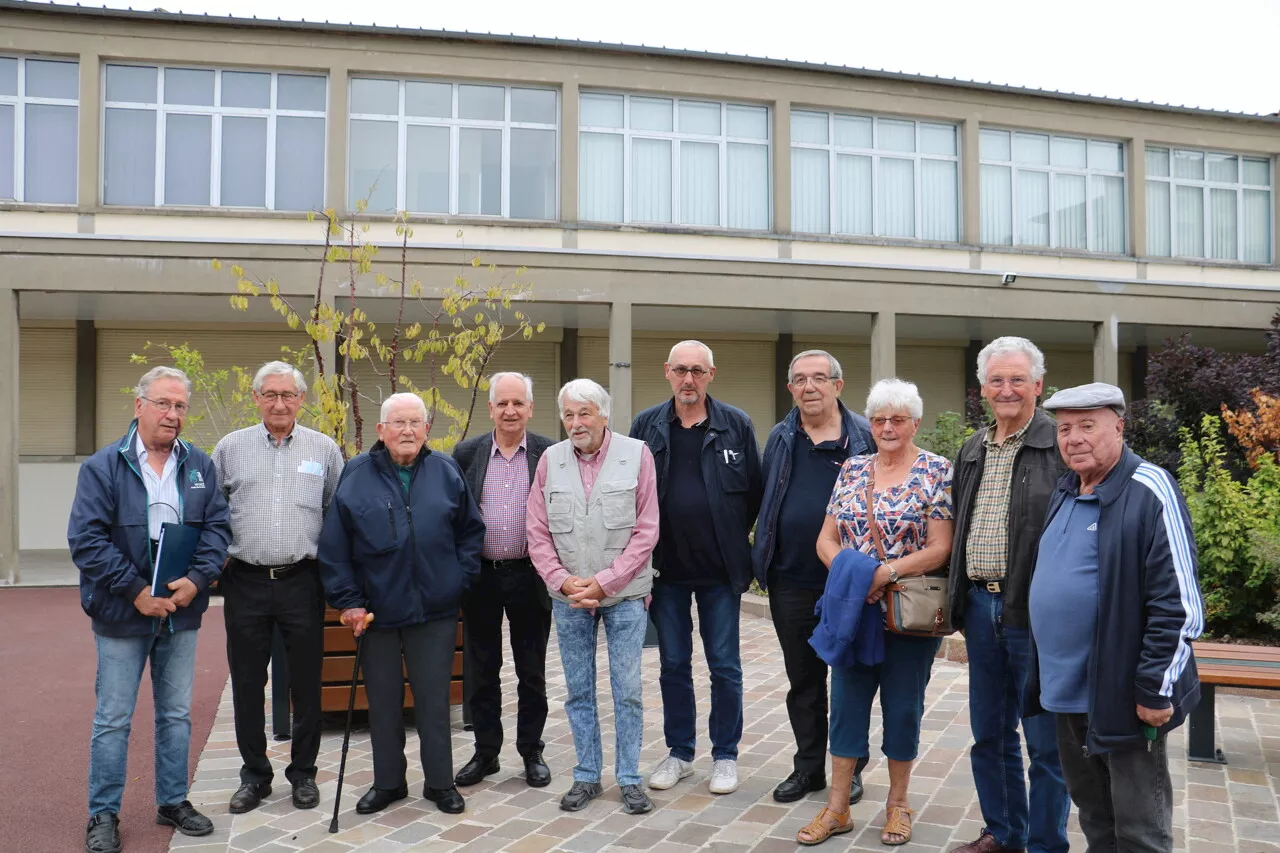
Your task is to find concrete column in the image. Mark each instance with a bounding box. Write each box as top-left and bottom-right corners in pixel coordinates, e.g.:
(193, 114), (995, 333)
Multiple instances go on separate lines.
(77, 53), (101, 209)
(1093, 316), (1119, 386)
(560, 81), (580, 224)
(773, 100), (792, 235)
(1129, 138), (1147, 258)
(75, 320), (97, 455)
(608, 301), (633, 429)
(961, 116), (982, 245)
(559, 327), (579, 389)
(775, 333), (794, 422)
(325, 64), (350, 213)
(964, 338), (983, 395)
(870, 311), (897, 383)
(1132, 345), (1149, 401)
(0, 288), (19, 583)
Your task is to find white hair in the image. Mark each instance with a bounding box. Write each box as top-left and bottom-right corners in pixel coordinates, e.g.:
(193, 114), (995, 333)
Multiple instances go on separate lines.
(976, 336), (1046, 385)
(667, 340), (715, 368)
(488, 372), (534, 404)
(135, 365), (191, 399)
(788, 349), (843, 382)
(865, 378), (924, 420)
(253, 360), (307, 394)
(380, 392), (427, 423)
(557, 378), (611, 420)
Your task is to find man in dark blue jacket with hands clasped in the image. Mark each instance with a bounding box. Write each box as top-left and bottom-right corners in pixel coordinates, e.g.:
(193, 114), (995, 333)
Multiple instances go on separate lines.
(320, 392), (486, 817)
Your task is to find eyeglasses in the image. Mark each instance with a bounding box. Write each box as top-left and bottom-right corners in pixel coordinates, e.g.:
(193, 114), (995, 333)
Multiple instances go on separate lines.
(142, 397), (189, 415)
(790, 375), (832, 388)
(258, 391), (300, 403)
(870, 415), (913, 428)
(984, 376), (1031, 389)
(382, 419), (425, 431)
(670, 366), (711, 379)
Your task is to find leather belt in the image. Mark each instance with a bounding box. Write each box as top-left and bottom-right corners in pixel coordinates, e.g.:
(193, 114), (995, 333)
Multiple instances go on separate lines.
(970, 579), (1004, 594)
(232, 557), (315, 580)
(482, 556), (533, 571)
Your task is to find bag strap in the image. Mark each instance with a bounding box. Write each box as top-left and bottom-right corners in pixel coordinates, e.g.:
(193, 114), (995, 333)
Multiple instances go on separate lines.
(863, 466), (889, 563)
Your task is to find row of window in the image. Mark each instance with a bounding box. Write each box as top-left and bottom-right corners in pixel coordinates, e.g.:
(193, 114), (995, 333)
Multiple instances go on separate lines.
(2, 56), (1275, 263)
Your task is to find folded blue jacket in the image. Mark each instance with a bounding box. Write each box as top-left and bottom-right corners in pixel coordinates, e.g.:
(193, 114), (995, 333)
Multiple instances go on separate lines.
(809, 547), (885, 668)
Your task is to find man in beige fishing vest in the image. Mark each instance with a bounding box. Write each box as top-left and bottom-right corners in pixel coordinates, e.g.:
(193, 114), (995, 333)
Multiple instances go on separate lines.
(526, 379), (659, 817)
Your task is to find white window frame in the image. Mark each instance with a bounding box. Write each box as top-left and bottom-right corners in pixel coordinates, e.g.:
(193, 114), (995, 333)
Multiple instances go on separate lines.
(347, 78), (560, 219)
(1145, 145), (1273, 264)
(790, 110), (960, 241)
(100, 63), (328, 209)
(979, 128), (1128, 253)
(0, 54), (79, 204)
(578, 91), (772, 230)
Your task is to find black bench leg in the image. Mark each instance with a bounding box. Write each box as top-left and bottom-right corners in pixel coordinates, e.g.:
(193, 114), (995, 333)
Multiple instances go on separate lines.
(1187, 683), (1226, 764)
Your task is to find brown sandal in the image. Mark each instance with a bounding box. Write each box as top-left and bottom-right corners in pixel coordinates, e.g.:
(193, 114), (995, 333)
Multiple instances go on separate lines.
(881, 805), (914, 846)
(796, 807), (854, 846)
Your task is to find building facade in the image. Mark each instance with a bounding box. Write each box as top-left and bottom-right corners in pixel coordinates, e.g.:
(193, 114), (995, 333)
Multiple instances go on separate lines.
(2, 1), (1279, 579)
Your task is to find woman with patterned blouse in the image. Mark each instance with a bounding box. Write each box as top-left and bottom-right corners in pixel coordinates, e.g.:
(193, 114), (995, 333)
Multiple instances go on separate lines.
(796, 378), (955, 847)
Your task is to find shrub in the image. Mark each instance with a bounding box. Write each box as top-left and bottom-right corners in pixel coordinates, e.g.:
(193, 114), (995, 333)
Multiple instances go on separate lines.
(916, 411), (974, 461)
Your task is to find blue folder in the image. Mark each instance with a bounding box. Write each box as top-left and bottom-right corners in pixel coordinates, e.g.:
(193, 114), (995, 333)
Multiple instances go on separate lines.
(151, 522), (200, 597)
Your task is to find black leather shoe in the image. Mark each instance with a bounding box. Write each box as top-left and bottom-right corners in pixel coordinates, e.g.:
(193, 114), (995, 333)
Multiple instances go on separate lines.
(454, 753), (500, 787)
(559, 780), (603, 811)
(423, 785), (465, 814)
(523, 749), (551, 788)
(229, 781), (271, 814)
(85, 812), (121, 853)
(850, 756), (869, 805)
(291, 778), (320, 809)
(772, 770), (826, 803)
(355, 784), (408, 815)
(156, 800), (213, 836)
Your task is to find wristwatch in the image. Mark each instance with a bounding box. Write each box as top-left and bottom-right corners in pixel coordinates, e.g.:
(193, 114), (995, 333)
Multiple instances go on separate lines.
(887, 567), (899, 584)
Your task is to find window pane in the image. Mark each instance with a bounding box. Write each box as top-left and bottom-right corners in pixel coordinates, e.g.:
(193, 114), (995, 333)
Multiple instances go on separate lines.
(631, 97), (673, 133)
(921, 158), (957, 241)
(879, 157), (914, 238)
(106, 65), (157, 103)
(220, 115), (267, 207)
(919, 124), (956, 156)
(1016, 170), (1049, 246)
(511, 88), (555, 124)
(0, 57), (15, 97)
(26, 60), (78, 99)
(1243, 158), (1270, 187)
(348, 119), (397, 212)
(1173, 150), (1203, 180)
(458, 127), (501, 215)
(164, 113), (211, 204)
(579, 131), (623, 221)
(1088, 140), (1124, 172)
(25, 104), (77, 203)
(1054, 173), (1086, 250)
(274, 116), (324, 211)
(791, 111), (829, 145)
(221, 71), (270, 108)
(980, 164), (1012, 245)
(680, 101), (721, 136)
(405, 124), (449, 213)
(164, 68), (214, 106)
(727, 142), (768, 230)
(0, 104), (13, 199)
(1145, 147), (1170, 177)
(1146, 181), (1171, 257)
(632, 137), (672, 223)
(1209, 188), (1237, 260)
(277, 74), (326, 112)
(580, 93), (622, 128)
(103, 108), (156, 205)
(728, 105), (768, 140)
(1243, 189), (1271, 263)
(878, 119), (914, 153)
(980, 129), (1010, 161)
(351, 78), (398, 115)
(1174, 185), (1204, 256)
(1051, 136), (1087, 169)
(680, 141), (719, 225)
(834, 153), (870, 235)
(458, 84), (504, 121)
(1091, 174), (1125, 254)
(405, 81), (452, 118)
(834, 115), (872, 149)
(791, 147), (829, 233)
(1207, 153), (1237, 183)
(1014, 133), (1049, 165)
(510, 127), (556, 220)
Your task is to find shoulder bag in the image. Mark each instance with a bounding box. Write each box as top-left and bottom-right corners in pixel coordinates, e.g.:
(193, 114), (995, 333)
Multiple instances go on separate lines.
(864, 473), (954, 637)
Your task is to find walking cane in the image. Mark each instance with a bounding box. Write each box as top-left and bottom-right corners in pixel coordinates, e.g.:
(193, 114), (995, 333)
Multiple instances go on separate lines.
(329, 612), (374, 833)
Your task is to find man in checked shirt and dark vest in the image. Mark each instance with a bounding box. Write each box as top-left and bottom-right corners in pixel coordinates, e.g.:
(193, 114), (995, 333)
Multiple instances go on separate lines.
(451, 372), (557, 789)
(212, 361), (344, 814)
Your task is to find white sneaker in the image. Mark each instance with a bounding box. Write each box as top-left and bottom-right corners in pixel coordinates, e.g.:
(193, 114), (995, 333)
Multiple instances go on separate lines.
(647, 755), (694, 790)
(708, 758), (739, 794)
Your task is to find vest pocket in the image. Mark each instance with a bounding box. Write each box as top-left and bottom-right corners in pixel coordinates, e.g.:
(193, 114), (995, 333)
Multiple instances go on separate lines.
(546, 489), (575, 534)
(598, 479), (638, 529)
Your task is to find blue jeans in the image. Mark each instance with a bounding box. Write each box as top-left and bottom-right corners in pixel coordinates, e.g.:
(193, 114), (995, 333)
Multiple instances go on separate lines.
(553, 598), (647, 786)
(650, 581), (743, 761)
(966, 587), (1070, 853)
(829, 631), (940, 761)
(89, 628), (199, 816)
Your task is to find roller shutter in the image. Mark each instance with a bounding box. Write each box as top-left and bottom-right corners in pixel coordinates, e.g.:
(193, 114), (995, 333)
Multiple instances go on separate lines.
(1041, 349), (1094, 396)
(20, 326), (76, 455)
(896, 345), (966, 427)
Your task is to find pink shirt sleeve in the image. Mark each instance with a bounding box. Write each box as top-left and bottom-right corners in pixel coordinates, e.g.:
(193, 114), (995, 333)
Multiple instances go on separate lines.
(526, 452), (572, 595)
(594, 443), (659, 597)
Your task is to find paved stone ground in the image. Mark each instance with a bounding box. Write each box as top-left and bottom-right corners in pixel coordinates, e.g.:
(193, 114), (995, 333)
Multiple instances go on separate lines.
(174, 610), (1280, 853)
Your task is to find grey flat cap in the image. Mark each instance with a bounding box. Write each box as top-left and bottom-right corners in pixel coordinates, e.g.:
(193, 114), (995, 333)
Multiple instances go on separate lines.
(1042, 382), (1126, 417)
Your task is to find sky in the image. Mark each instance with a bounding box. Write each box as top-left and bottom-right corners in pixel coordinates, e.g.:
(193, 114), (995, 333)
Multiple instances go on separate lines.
(87, 0), (1279, 116)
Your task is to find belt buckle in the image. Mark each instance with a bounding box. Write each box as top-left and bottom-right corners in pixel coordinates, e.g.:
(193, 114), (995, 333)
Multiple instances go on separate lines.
(985, 581), (1002, 594)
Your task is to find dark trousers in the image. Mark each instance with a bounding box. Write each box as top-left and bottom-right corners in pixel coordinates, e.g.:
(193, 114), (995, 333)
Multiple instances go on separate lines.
(363, 616), (457, 790)
(1056, 713), (1174, 853)
(769, 583), (828, 775)
(222, 560), (325, 786)
(461, 559), (552, 759)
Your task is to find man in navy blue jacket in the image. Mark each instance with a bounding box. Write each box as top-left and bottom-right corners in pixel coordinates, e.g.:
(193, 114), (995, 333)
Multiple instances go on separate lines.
(1029, 383), (1203, 853)
(69, 366), (231, 853)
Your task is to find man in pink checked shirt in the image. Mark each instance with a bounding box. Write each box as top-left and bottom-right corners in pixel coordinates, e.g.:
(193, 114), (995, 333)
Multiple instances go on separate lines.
(526, 378), (659, 817)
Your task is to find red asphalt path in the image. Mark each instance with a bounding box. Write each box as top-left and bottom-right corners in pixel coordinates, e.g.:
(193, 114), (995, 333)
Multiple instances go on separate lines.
(0, 588), (229, 853)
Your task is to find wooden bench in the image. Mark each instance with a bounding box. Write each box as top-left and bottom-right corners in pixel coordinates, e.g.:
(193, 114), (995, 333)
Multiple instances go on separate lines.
(1187, 641), (1280, 763)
